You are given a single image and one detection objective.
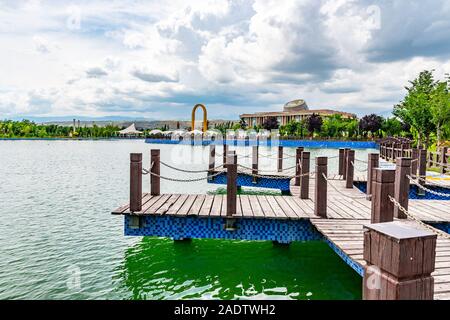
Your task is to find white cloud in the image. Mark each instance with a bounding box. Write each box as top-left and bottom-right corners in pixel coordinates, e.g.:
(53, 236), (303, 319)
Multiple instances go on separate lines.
(1, 0), (450, 119)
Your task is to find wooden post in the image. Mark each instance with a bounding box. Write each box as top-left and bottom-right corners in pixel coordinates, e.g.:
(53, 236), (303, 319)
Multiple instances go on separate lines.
(338, 148), (345, 175)
(300, 152), (310, 199)
(252, 145), (258, 183)
(345, 149), (355, 189)
(226, 153), (237, 217)
(223, 144), (228, 165)
(418, 149), (427, 196)
(371, 168), (395, 223)
(208, 144), (215, 178)
(342, 148), (350, 180)
(428, 151), (433, 168)
(314, 157), (327, 218)
(440, 147), (448, 174)
(411, 148), (419, 178)
(295, 147), (304, 186)
(391, 143), (396, 161)
(277, 146), (283, 172)
(394, 157), (411, 219)
(400, 143), (404, 157)
(130, 153), (142, 212)
(363, 222), (436, 300)
(151, 149), (160, 196)
(366, 153), (379, 200)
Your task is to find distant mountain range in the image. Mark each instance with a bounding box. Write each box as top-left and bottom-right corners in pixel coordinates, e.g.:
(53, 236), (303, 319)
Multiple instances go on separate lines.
(19, 117), (237, 130)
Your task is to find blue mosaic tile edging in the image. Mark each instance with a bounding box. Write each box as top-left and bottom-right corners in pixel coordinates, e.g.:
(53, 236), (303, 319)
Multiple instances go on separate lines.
(323, 238), (364, 276)
(123, 214), (366, 277)
(125, 215), (322, 244)
(354, 181), (450, 200)
(209, 172), (291, 192)
(430, 222), (450, 234)
(145, 138), (377, 149)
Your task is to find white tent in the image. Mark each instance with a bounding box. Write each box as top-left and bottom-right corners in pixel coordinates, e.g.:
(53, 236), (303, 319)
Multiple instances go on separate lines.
(148, 129), (163, 135)
(189, 129), (203, 135)
(117, 123), (143, 137)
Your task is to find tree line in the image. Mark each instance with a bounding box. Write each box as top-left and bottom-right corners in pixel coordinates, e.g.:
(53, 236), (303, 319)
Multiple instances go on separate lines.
(0, 120), (122, 138)
(237, 113), (411, 141)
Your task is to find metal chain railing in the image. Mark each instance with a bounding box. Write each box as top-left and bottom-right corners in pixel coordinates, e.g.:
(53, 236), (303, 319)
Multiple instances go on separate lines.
(236, 163), (297, 172)
(322, 173), (370, 199)
(350, 160), (368, 172)
(160, 160), (224, 173)
(407, 175), (450, 197)
(388, 195), (450, 240)
(142, 161), (155, 175)
(415, 176), (450, 189)
(144, 169), (226, 182)
(237, 168), (315, 179)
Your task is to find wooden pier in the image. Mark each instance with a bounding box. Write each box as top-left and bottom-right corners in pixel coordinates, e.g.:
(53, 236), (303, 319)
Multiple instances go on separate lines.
(112, 145), (450, 300)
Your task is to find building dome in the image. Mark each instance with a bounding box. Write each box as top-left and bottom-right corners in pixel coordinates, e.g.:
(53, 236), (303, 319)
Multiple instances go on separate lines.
(283, 99), (308, 112)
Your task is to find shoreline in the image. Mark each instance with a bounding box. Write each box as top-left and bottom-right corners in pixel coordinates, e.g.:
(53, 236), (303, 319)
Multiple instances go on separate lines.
(0, 137), (378, 148)
(0, 137), (144, 141)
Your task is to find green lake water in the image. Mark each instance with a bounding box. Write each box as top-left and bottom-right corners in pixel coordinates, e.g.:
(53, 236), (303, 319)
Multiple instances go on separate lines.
(0, 140), (373, 300)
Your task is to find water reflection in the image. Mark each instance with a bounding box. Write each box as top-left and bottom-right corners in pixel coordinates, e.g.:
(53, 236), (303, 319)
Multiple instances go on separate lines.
(118, 237), (362, 300)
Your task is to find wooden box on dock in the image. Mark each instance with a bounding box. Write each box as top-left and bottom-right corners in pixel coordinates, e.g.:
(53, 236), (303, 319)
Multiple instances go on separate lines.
(363, 222), (437, 278)
(363, 265), (434, 300)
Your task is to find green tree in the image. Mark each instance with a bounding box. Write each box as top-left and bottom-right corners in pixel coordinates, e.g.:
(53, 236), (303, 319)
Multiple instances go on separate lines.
(394, 70), (436, 148)
(430, 77), (450, 147)
(381, 117), (403, 137)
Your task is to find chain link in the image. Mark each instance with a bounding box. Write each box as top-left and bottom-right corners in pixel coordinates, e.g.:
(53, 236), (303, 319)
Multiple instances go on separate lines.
(350, 160), (368, 172)
(407, 175), (450, 197)
(145, 169), (225, 182)
(237, 168), (315, 179)
(388, 195), (450, 239)
(235, 163), (297, 172)
(160, 160), (224, 173)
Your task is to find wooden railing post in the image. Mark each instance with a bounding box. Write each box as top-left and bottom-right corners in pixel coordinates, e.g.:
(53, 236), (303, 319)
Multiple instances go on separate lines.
(342, 148), (350, 180)
(277, 146), (283, 172)
(411, 148), (419, 178)
(363, 222), (436, 300)
(345, 149), (355, 188)
(130, 153), (142, 212)
(391, 142), (395, 161)
(428, 151), (433, 168)
(223, 144), (228, 165)
(394, 157), (411, 219)
(314, 157), (327, 218)
(366, 153), (379, 200)
(300, 151), (310, 199)
(440, 147), (448, 174)
(151, 149), (160, 196)
(371, 168), (395, 223)
(252, 145), (258, 183)
(295, 147), (304, 186)
(226, 153), (237, 217)
(208, 144), (215, 178)
(338, 148), (345, 175)
(418, 149), (427, 196)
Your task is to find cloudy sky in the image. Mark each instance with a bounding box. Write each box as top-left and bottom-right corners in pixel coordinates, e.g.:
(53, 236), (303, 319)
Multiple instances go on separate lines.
(1, 0), (450, 120)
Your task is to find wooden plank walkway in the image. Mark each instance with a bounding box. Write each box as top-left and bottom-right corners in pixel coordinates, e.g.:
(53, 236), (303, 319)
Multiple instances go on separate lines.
(310, 218), (450, 300)
(113, 174), (450, 299)
(112, 193), (316, 219)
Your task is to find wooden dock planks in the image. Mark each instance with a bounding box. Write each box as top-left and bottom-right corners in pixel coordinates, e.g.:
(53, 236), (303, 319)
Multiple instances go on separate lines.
(113, 169), (450, 299)
(310, 218), (450, 300)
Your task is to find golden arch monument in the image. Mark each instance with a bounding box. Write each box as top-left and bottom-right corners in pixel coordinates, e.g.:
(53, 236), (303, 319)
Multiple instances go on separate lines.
(191, 103), (208, 132)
